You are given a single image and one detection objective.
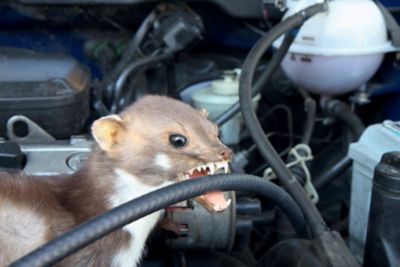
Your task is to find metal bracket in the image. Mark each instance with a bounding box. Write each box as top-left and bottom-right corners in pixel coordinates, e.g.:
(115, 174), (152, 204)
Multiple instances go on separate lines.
(7, 115), (56, 144)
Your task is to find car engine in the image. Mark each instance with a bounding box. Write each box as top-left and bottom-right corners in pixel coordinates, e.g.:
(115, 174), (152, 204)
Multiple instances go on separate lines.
(1, 0), (400, 266)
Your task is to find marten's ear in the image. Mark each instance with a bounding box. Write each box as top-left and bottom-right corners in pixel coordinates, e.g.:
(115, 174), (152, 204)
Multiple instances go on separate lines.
(91, 115), (125, 152)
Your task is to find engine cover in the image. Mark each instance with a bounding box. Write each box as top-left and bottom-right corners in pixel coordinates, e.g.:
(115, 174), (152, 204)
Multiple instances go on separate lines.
(0, 47), (90, 139)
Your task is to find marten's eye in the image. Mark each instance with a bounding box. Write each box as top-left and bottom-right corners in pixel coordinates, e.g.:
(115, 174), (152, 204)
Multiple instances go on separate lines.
(169, 134), (187, 148)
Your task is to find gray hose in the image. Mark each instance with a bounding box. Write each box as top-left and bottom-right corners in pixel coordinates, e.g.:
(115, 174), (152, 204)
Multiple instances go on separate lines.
(238, 3), (328, 237)
(10, 174), (309, 267)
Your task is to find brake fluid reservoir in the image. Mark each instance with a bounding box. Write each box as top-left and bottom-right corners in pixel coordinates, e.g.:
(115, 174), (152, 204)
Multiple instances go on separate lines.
(191, 70), (260, 145)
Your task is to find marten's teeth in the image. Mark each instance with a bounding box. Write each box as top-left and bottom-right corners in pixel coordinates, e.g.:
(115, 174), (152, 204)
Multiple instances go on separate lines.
(180, 173), (190, 180)
(215, 162), (224, 172)
(213, 161), (230, 174)
(182, 161), (230, 181)
(223, 161), (229, 173)
(207, 163), (215, 175)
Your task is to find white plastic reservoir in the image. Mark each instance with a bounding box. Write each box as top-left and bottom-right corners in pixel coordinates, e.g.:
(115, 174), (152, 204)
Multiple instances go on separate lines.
(191, 70), (260, 145)
(274, 0), (398, 96)
(348, 121), (400, 263)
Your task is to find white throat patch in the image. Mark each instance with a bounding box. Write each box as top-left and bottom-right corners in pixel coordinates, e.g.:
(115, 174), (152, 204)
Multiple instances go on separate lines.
(109, 168), (172, 267)
(154, 153), (172, 170)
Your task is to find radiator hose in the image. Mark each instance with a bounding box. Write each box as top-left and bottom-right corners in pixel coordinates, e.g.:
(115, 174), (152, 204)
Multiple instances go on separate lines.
(10, 174), (309, 267)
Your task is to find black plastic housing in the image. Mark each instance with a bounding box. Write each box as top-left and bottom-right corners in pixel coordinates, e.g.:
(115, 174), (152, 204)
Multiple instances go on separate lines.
(0, 48), (90, 139)
(364, 151), (400, 267)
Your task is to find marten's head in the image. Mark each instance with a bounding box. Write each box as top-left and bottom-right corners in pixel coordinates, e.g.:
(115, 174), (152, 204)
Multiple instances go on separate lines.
(91, 95), (232, 212)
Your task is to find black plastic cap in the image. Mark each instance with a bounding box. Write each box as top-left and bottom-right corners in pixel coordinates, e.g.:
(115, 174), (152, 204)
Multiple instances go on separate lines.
(374, 151), (400, 194)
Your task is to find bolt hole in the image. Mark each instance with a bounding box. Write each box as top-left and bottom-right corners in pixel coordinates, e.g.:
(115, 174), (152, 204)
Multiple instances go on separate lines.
(13, 120), (29, 138)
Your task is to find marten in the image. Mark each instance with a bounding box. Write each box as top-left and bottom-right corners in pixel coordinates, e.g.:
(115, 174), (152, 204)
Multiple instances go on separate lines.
(0, 95), (232, 267)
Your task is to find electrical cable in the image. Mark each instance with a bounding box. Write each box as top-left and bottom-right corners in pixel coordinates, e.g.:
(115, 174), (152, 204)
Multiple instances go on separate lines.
(10, 174), (309, 267)
(104, 9), (158, 87)
(285, 87), (317, 186)
(98, 7), (159, 107)
(295, 87), (316, 145)
(111, 53), (172, 112)
(314, 156), (352, 190)
(238, 3), (328, 237)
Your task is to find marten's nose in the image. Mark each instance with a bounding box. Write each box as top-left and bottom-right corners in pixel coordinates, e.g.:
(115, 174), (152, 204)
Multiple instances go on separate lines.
(220, 147), (232, 161)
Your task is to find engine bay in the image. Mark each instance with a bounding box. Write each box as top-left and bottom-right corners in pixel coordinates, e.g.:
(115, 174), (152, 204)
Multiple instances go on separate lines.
(1, 0), (400, 266)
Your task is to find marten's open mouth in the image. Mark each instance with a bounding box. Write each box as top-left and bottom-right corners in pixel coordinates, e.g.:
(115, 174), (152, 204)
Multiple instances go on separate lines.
(181, 161), (231, 213)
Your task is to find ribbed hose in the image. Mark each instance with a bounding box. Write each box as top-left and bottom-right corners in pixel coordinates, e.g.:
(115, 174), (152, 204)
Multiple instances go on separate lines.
(214, 34), (295, 127)
(10, 174), (308, 267)
(238, 3), (328, 237)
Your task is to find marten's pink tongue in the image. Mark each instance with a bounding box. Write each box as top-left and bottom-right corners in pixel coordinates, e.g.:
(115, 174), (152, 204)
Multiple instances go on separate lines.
(196, 191), (231, 212)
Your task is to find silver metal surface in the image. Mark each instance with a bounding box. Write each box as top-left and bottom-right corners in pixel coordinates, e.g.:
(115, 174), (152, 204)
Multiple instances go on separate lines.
(20, 136), (92, 176)
(6, 115), (92, 175)
(7, 115), (56, 143)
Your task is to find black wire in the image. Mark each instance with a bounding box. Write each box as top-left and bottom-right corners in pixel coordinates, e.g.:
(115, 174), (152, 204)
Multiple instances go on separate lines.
(106, 9), (158, 85)
(250, 103), (294, 156)
(238, 3), (328, 237)
(98, 7), (159, 106)
(111, 53), (172, 112)
(295, 87), (316, 145)
(314, 156), (352, 190)
(10, 174), (309, 267)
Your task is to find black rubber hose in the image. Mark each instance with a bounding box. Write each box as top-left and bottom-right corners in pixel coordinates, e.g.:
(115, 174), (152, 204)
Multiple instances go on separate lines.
(324, 99), (365, 140)
(238, 3), (328, 237)
(313, 99), (365, 190)
(10, 174), (309, 267)
(214, 33), (295, 127)
(314, 156), (352, 190)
